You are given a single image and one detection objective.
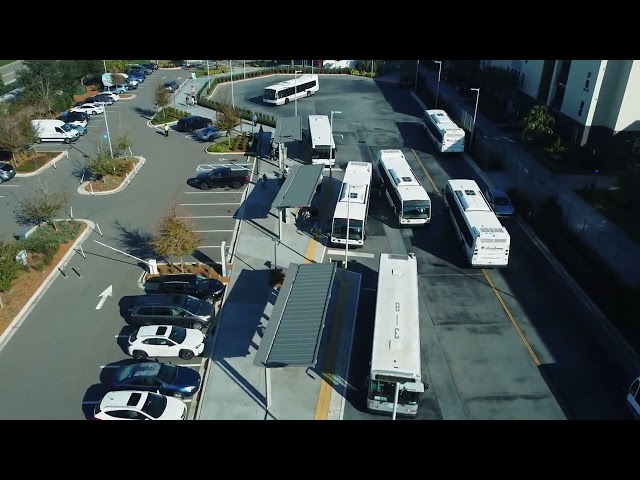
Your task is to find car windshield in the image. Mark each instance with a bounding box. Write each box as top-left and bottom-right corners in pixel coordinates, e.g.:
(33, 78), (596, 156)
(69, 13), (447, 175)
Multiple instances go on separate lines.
(196, 276), (209, 291)
(61, 124), (73, 132)
(168, 326), (187, 344)
(184, 296), (202, 314)
(493, 195), (511, 206)
(140, 393), (167, 419)
(158, 364), (179, 384)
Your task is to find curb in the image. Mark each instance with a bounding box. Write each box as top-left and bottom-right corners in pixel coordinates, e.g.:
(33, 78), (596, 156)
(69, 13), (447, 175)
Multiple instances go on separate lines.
(204, 148), (251, 156)
(159, 67), (182, 71)
(0, 219), (95, 352)
(15, 151), (67, 177)
(146, 119), (179, 130)
(77, 156), (146, 196)
(119, 94), (136, 100)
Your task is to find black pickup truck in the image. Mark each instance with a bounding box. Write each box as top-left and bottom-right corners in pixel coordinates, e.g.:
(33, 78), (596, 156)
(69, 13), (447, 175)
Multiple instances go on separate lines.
(193, 166), (250, 190)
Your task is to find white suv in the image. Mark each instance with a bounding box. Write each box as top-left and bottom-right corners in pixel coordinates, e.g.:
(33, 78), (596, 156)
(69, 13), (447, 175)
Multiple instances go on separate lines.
(127, 325), (205, 361)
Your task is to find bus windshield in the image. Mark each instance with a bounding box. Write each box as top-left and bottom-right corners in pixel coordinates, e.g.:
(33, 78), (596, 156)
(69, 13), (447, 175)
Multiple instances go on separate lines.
(263, 88), (277, 101)
(332, 218), (363, 240)
(368, 380), (418, 406)
(311, 146), (336, 160)
(402, 201), (430, 219)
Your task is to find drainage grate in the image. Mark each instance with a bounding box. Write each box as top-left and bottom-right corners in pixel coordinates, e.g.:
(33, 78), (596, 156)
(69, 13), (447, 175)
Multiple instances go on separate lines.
(357, 140), (367, 144)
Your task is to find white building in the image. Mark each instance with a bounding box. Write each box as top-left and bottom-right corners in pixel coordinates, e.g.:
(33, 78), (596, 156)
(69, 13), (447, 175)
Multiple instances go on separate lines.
(482, 60), (640, 158)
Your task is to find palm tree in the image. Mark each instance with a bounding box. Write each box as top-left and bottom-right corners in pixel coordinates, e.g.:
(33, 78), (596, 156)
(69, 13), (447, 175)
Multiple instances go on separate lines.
(522, 105), (555, 141)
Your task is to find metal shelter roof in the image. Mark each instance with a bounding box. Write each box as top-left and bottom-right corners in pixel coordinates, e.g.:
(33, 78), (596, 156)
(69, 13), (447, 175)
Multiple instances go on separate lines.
(271, 164), (323, 210)
(273, 116), (303, 144)
(254, 262), (337, 368)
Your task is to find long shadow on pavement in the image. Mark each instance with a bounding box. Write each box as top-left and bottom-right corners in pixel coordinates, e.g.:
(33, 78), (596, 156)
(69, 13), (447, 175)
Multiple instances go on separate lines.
(82, 383), (110, 420)
(213, 269), (272, 359)
(113, 220), (156, 260)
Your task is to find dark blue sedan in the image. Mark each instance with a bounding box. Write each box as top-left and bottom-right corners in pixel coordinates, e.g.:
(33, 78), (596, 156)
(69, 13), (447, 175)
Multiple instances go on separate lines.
(110, 362), (201, 399)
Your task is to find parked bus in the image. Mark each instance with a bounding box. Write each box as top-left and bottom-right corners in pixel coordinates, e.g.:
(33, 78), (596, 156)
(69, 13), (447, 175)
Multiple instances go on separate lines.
(366, 253), (426, 417)
(423, 109), (465, 153)
(377, 149), (431, 226)
(442, 179), (511, 267)
(308, 114), (336, 167)
(330, 161), (373, 247)
(262, 74), (319, 105)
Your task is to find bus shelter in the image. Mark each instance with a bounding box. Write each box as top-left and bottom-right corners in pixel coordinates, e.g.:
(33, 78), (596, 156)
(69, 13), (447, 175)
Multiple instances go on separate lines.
(271, 164), (323, 241)
(273, 116), (303, 172)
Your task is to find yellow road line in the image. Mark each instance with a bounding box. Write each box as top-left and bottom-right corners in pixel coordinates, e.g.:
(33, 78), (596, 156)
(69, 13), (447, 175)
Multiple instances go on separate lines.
(481, 269), (541, 366)
(411, 148), (440, 195)
(304, 236), (319, 264)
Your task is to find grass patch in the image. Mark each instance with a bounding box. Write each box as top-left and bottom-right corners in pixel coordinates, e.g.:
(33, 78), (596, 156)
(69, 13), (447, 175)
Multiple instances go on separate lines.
(85, 157), (139, 192)
(0, 60), (17, 68)
(206, 142), (231, 153)
(576, 188), (640, 244)
(14, 151), (61, 173)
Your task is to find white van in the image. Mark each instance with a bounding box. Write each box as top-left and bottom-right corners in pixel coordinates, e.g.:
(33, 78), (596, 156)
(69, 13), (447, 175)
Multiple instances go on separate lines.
(31, 119), (79, 144)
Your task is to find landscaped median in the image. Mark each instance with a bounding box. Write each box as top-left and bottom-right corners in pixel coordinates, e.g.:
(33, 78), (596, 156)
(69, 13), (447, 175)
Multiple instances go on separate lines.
(0, 219), (92, 340)
(147, 107), (190, 129)
(78, 156), (145, 196)
(205, 133), (255, 154)
(10, 150), (68, 177)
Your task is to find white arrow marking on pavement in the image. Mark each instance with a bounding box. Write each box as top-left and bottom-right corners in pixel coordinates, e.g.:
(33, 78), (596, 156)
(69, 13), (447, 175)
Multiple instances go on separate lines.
(95, 285), (113, 310)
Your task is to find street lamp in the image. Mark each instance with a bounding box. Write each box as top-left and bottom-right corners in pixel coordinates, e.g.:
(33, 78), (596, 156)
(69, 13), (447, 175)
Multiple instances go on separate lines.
(230, 60), (235, 109)
(469, 88), (480, 150)
(433, 61), (442, 108)
(294, 70), (302, 116)
(102, 60), (113, 158)
(103, 60), (107, 74)
(414, 60), (420, 91)
(329, 110), (341, 185)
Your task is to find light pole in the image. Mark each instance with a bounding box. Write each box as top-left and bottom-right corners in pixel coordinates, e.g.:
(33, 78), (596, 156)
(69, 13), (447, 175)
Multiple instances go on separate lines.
(414, 60), (420, 91)
(102, 60), (113, 158)
(230, 60), (235, 108)
(103, 60), (107, 74)
(206, 59), (210, 78)
(433, 60), (442, 108)
(329, 110), (341, 185)
(294, 70), (302, 116)
(470, 88), (480, 150)
(344, 183), (351, 270)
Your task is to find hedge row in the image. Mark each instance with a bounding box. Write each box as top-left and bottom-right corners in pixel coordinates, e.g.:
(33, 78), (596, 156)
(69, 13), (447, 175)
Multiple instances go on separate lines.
(197, 97), (277, 128)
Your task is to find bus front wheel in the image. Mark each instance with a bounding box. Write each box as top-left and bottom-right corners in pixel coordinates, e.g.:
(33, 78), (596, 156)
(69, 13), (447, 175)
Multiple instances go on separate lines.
(284, 98), (289, 104)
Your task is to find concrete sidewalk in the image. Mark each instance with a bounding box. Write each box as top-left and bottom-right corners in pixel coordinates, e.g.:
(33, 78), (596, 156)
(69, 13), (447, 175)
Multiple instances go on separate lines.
(195, 158), (355, 420)
(415, 64), (640, 287)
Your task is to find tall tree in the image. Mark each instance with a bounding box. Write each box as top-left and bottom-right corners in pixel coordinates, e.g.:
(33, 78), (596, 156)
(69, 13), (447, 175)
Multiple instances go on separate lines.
(152, 201), (203, 273)
(523, 105), (555, 141)
(215, 103), (241, 144)
(155, 84), (171, 115)
(14, 182), (71, 231)
(477, 66), (519, 100)
(0, 106), (33, 167)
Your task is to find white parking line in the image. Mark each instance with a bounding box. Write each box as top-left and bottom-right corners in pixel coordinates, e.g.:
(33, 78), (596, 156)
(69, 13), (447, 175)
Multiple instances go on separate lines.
(115, 334), (130, 338)
(198, 245), (222, 249)
(194, 229), (234, 233)
(327, 249), (375, 258)
(161, 76), (166, 80)
(179, 203), (241, 206)
(178, 215), (234, 219)
(175, 363), (203, 368)
(0, 196), (4, 198)
(99, 365), (120, 369)
(183, 399), (193, 403)
(0, 184), (19, 187)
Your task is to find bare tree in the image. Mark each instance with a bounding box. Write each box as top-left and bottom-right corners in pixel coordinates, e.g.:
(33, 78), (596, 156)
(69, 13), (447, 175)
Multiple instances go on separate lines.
(34, 77), (56, 116)
(215, 103), (241, 145)
(155, 84), (171, 115)
(86, 145), (121, 180)
(152, 201), (203, 273)
(111, 73), (126, 85)
(114, 127), (134, 158)
(0, 111), (28, 167)
(14, 181), (70, 231)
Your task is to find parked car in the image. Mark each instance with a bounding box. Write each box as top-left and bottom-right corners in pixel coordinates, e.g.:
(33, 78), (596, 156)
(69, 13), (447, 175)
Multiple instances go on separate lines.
(143, 62), (159, 71)
(125, 78), (139, 89)
(176, 115), (212, 133)
(0, 162), (16, 184)
(193, 166), (250, 190)
(59, 111), (89, 126)
(93, 390), (187, 420)
(98, 90), (120, 101)
(105, 84), (127, 94)
(71, 103), (104, 115)
(195, 126), (222, 142)
(128, 72), (145, 83)
(485, 188), (515, 218)
(130, 64), (153, 75)
(86, 95), (113, 106)
(128, 294), (214, 330)
(127, 325), (206, 361)
(143, 274), (225, 304)
(164, 80), (178, 92)
(109, 361), (201, 399)
(67, 123), (87, 136)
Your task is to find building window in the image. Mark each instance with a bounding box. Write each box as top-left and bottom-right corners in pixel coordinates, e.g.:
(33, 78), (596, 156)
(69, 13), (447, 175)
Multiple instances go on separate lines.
(521, 73), (525, 87)
(633, 138), (640, 155)
(578, 101), (585, 117)
(584, 72), (592, 91)
(571, 127), (579, 144)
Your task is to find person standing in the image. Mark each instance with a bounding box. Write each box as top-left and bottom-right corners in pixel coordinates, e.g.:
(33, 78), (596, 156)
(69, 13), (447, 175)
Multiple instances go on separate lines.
(191, 85), (195, 97)
(164, 123), (169, 137)
(262, 173), (268, 189)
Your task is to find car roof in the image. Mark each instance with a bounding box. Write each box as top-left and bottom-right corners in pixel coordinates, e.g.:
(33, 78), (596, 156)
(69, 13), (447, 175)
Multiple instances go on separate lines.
(136, 325), (174, 338)
(134, 294), (188, 307)
(99, 390), (148, 410)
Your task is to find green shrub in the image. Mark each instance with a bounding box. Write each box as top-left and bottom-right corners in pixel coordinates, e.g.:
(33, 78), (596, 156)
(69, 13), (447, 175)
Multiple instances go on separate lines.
(207, 142), (231, 153)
